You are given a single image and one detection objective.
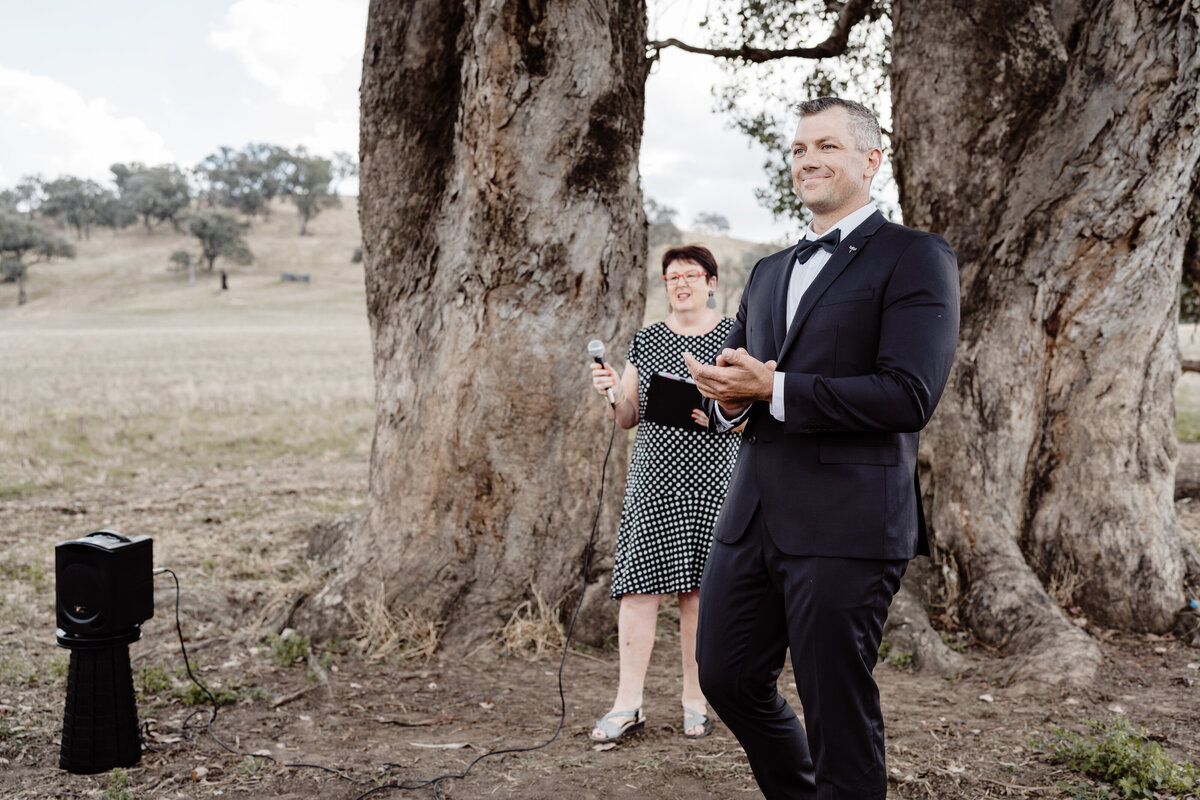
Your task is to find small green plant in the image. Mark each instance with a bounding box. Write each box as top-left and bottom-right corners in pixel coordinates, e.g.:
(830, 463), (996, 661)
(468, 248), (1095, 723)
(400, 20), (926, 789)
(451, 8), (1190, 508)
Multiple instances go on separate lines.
(242, 685), (272, 703)
(939, 630), (969, 653)
(1057, 781), (1119, 800)
(1032, 716), (1200, 798)
(266, 630), (311, 667)
(241, 755), (264, 776)
(877, 639), (915, 669)
(135, 663), (172, 696)
(179, 681), (238, 707)
(103, 767), (133, 800)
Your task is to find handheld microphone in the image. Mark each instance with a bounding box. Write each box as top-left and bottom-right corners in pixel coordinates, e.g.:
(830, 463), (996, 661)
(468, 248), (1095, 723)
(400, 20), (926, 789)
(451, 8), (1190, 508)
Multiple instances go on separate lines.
(587, 339), (614, 405)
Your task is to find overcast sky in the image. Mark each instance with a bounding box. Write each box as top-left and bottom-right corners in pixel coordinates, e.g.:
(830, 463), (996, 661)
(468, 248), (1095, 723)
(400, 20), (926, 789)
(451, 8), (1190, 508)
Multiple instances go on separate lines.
(0, 0), (803, 244)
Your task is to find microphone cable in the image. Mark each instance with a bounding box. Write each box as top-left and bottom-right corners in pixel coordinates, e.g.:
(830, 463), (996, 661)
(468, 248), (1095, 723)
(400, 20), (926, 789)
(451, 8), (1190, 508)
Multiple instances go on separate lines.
(155, 567), (385, 785)
(154, 405), (620, 799)
(355, 406), (619, 799)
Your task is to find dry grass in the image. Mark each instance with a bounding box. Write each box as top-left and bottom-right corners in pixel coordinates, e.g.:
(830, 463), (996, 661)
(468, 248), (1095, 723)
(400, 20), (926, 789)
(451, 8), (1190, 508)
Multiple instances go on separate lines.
(1044, 554), (1091, 609)
(345, 584), (443, 661)
(0, 318), (373, 494)
(0, 197), (363, 314)
(495, 581), (566, 661)
(0, 200), (373, 497)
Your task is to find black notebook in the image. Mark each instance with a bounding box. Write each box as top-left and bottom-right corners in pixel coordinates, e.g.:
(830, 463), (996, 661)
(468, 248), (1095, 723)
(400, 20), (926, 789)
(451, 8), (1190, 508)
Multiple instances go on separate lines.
(643, 372), (705, 429)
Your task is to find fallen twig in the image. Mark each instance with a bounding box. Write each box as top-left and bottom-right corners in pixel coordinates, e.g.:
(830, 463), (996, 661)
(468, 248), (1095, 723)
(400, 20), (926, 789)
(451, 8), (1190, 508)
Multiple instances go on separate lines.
(270, 683), (322, 709)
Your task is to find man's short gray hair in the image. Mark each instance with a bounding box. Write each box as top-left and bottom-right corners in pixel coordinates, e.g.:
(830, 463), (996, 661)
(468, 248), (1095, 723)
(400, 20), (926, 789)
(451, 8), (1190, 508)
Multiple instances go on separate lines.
(796, 97), (882, 152)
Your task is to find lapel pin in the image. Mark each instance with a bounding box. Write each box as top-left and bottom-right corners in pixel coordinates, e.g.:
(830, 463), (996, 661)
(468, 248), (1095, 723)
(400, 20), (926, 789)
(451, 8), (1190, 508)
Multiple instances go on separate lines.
(848, 245), (858, 252)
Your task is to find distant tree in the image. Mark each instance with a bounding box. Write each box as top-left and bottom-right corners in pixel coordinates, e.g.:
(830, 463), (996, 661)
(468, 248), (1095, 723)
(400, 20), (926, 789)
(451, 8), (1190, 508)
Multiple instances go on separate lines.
(280, 148), (341, 235)
(0, 208), (75, 305)
(1, 176), (45, 218)
(168, 249), (192, 271)
(197, 145), (282, 218)
(183, 209), (252, 271)
(331, 151), (359, 195)
(94, 193), (138, 230)
(198, 146), (251, 213)
(645, 197), (681, 247)
(692, 211), (731, 235)
(111, 163), (191, 233)
(245, 143), (292, 217)
(14, 176), (43, 218)
(40, 177), (117, 239)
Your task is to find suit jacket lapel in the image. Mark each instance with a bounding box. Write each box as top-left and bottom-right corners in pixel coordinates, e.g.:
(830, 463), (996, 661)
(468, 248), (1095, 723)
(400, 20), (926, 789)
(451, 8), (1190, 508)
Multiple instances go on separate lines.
(773, 246), (799, 355)
(777, 211), (887, 362)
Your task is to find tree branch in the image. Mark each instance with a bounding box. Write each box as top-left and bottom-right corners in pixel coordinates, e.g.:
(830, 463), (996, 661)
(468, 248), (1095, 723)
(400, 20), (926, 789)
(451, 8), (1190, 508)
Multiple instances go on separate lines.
(647, 0), (876, 62)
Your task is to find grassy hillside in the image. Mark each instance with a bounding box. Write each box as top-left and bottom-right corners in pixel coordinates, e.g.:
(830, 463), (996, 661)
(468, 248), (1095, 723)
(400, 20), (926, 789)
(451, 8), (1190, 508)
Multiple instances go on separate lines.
(0, 200), (374, 498)
(0, 202), (785, 499)
(0, 198), (366, 320)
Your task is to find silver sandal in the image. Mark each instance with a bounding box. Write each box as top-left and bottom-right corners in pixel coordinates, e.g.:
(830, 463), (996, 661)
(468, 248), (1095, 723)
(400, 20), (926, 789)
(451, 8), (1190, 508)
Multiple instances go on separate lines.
(682, 705), (712, 739)
(590, 708), (645, 742)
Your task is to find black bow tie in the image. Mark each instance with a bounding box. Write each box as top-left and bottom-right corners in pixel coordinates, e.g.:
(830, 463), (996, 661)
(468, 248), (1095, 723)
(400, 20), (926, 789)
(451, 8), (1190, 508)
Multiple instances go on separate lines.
(795, 229), (841, 264)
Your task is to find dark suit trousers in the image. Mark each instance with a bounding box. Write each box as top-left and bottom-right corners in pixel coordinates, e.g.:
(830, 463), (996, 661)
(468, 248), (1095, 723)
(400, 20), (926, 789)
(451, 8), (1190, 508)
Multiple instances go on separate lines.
(696, 509), (906, 800)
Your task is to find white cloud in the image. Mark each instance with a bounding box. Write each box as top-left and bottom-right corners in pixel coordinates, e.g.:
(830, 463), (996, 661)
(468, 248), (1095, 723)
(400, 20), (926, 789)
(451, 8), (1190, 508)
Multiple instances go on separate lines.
(297, 109), (358, 159)
(210, 0), (367, 110)
(0, 66), (174, 186)
(641, 50), (794, 243)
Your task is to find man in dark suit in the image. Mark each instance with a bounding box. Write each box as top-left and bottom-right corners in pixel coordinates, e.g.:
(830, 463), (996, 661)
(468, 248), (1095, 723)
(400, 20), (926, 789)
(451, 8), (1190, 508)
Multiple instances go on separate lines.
(683, 97), (959, 799)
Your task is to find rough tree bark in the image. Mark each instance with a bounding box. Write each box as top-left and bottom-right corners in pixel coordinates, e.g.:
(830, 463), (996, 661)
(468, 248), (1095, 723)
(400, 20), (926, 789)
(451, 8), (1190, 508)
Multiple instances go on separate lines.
(298, 0), (649, 649)
(893, 0), (1200, 683)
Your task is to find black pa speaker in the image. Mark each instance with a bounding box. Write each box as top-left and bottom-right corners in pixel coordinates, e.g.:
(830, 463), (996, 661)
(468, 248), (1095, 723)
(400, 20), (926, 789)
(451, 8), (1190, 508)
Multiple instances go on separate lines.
(56, 530), (153, 642)
(55, 530), (154, 774)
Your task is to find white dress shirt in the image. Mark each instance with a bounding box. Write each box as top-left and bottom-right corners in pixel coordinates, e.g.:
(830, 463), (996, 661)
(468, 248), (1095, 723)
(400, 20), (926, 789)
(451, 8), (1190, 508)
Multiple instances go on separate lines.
(715, 202), (879, 428)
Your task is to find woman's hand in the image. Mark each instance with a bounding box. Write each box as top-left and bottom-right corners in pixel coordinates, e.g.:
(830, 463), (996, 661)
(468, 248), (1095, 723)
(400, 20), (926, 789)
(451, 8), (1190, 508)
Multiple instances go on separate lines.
(591, 361), (623, 405)
(691, 408), (709, 428)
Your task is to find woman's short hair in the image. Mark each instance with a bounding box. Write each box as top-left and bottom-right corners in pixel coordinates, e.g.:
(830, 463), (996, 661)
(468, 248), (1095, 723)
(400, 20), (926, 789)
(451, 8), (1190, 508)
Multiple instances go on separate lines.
(662, 244), (718, 279)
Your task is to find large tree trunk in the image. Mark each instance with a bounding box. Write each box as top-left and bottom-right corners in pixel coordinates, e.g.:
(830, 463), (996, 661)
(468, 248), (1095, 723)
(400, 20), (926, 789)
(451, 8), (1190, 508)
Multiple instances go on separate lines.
(893, 0), (1200, 683)
(299, 0), (649, 649)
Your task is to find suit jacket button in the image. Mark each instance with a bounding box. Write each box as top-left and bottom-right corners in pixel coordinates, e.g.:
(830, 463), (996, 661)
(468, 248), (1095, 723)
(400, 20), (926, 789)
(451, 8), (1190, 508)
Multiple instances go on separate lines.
(748, 434), (758, 444)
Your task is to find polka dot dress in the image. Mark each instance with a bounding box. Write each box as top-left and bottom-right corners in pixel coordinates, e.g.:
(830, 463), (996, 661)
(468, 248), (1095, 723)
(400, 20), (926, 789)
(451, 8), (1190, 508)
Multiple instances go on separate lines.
(610, 318), (741, 599)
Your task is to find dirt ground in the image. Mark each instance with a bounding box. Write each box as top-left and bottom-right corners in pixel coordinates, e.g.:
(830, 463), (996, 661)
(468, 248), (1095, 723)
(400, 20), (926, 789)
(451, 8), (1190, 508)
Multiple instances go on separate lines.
(3, 450), (1199, 800)
(2, 217), (1199, 798)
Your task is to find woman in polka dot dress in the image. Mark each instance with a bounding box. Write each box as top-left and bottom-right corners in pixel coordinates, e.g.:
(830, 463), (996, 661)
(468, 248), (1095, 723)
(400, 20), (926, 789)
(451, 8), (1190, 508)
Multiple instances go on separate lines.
(589, 244), (741, 742)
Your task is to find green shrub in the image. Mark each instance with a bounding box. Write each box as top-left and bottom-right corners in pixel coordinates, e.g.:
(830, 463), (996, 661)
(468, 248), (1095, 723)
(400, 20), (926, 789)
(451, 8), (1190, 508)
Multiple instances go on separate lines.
(103, 767), (133, 800)
(877, 639), (914, 669)
(178, 681), (238, 707)
(939, 630), (970, 653)
(135, 663), (172, 696)
(267, 630), (311, 667)
(1057, 781), (1118, 800)
(1032, 716), (1200, 798)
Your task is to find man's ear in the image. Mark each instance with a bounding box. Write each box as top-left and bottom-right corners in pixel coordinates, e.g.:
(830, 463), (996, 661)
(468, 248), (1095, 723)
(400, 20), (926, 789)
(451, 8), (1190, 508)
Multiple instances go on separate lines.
(864, 147), (883, 179)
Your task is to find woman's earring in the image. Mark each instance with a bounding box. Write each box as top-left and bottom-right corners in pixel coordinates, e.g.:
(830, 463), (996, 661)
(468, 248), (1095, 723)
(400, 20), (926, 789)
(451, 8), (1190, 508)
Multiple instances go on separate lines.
(706, 289), (717, 309)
